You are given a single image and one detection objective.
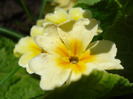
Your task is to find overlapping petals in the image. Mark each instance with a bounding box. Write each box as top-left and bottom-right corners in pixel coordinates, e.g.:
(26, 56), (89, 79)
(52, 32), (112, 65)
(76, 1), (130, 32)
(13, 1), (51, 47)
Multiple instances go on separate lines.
(29, 18), (123, 90)
(14, 26), (45, 73)
(38, 7), (102, 34)
(52, 0), (76, 10)
(45, 7), (70, 25)
(45, 7), (92, 25)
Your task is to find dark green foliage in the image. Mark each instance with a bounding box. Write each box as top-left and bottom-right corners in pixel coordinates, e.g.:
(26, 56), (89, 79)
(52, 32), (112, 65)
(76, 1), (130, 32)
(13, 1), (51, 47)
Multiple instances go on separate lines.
(0, 0), (133, 98)
(0, 35), (44, 99)
(104, 11), (133, 82)
(44, 69), (133, 99)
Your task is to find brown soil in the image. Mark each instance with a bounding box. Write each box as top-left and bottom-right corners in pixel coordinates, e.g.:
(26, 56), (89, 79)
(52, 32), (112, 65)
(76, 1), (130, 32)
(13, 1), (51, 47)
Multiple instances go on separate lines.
(0, 0), (42, 35)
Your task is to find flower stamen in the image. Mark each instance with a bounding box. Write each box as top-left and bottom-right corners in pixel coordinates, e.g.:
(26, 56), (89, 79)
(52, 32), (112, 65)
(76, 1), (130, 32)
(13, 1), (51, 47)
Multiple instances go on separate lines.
(69, 56), (79, 64)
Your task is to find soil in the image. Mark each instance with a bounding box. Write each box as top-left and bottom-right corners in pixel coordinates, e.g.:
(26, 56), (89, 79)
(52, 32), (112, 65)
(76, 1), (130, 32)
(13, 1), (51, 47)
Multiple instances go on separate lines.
(0, 0), (42, 35)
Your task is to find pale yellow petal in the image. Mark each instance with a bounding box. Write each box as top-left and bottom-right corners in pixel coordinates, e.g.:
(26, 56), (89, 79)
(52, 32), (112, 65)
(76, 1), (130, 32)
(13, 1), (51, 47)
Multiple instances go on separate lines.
(35, 33), (61, 52)
(15, 36), (41, 54)
(45, 7), (70, 24)
(68, 71), (82, 82)
(53, 0), (76, 10)
(53, 0), (70, 7)
(86, 40), (123, 70)
(87, 56), (123, 70)
(30, 26), (44, 38)
(36, 19), (45, 26)
(19, 52), (37, 68)
(96, 20), (103, 34)
(42, 22), (58, 36)
(50, 0), (76, 10)
(29, 53), (71, 90)
(67, 61), (93, 83)
(97, 27), (103, 34)
(15, 36), (34, 54)
(26, 66), (34, 74)
(13, 48), (22, 58)
(58, 18), (98, 53)
(89, 40), (117, 57)
(35, 33), (67, 56)
(69, 7), (92, 21)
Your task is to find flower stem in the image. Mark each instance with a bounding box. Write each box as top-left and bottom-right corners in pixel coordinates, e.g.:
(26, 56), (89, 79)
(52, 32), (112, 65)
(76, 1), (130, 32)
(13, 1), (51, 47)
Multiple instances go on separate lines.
(115, 0), (127, 17)
(0, 66), (20, 88)
(39, 0), (47, 19)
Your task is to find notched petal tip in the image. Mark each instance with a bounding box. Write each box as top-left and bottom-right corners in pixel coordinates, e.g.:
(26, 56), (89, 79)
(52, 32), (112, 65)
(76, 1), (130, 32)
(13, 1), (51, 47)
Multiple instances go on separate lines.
(26, 66), (34, 74)
(33, 35), (46, 50)
(15, 36), (32, 54)
(30, 26), (44, 38)
(86, 40), (124, 71)
(45, 7), (70, 25)
(58, 19), (75, 32)
(36, 19), (45, 26)
(85, 18), (98, 31)
(69, 7), (92, 21)
(40, 77), (56, 90)
(118, 65), (124, 69)
(89, 40), (117, 56)
(77, 18), (90, 25)
(13, 48), (22, 58)
(28, 53), (47, 75)
(18, 57), (28, 68)
(42, 22), (58, 36)
(115, 59), (124, 70)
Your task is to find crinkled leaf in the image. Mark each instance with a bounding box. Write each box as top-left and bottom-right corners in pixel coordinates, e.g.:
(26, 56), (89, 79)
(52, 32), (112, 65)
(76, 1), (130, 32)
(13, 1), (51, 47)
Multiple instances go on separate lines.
(75, 0), (122, 42)
(104, 11), (133, 83)
(118, 0), (133, 14)
(0, 35), (44, 99)
(44, 69), (133, 99)
(75, 0), (122, 31)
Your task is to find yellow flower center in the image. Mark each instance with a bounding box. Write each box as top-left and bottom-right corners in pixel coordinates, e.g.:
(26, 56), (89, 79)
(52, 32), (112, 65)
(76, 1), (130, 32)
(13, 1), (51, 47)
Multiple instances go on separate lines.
(56, 39), (96, 74)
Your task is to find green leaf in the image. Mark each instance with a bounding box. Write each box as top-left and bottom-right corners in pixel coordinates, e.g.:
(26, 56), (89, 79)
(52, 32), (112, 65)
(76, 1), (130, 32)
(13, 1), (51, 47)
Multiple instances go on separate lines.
(77, 0), (102, 6)
(117, 0), (133, 15)
(75, 0), (133, 31)
(75, 0), (122, 31)
(44, 69), (133, 99)
(0, 35), (44, 99)
(104, 11), (133, 81)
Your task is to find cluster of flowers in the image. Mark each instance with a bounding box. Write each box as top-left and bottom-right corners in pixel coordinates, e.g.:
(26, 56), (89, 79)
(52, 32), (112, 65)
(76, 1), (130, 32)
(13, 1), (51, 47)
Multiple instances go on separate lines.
(14, 7), (123, 90)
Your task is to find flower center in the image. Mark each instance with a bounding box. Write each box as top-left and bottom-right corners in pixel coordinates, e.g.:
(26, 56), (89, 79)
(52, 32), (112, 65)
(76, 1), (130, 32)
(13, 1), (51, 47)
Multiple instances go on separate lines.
(69, 56), (79, 64)
(42, 49), (46, 53)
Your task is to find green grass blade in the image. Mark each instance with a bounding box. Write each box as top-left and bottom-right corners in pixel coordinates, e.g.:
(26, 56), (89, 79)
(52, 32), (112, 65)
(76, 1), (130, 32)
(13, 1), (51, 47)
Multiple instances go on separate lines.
(0, 26), (24, 39)
(39, 0), (47, 19)
(115, 0), (127, 17)
(20, 0), (34, 23)
(0, 66), (20, 88)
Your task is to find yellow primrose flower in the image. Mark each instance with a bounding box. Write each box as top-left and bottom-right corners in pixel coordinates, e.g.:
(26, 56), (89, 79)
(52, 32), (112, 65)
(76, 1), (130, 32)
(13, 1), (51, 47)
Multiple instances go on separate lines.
(29, 18), (123, 90)
(39, 7), (102, 34)
(14, 26), (44, 73)
(52, 0), (77, 10)
(45, 7), (92, 25)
